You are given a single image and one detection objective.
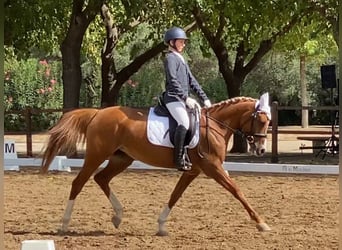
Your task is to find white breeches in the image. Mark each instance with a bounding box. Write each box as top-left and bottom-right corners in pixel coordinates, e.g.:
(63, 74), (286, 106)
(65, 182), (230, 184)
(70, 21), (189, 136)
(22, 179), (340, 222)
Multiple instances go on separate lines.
(166, 101), (190, 130)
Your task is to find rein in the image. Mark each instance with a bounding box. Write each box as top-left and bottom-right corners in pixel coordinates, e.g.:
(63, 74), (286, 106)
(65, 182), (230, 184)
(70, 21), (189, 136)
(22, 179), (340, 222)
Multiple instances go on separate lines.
(205, 112), (244, 137)
(207, 110), (268, 138)
(198, 109), (267, 158)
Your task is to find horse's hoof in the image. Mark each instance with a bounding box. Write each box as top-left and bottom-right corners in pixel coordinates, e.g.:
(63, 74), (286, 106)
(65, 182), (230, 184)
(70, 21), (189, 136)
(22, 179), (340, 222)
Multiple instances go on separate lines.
(112, 216), (122, 229)
(256, 222), (271, 232)
(156, 230), (169, 236)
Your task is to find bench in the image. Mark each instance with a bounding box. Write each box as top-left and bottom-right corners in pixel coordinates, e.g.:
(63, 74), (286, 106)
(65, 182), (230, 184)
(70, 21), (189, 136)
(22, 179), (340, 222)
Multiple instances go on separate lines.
(297, 136), (339, 154)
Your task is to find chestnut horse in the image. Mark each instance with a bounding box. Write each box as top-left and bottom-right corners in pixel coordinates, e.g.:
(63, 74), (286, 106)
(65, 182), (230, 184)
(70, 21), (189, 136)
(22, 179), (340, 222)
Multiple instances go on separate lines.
(41, 95), (271, 236)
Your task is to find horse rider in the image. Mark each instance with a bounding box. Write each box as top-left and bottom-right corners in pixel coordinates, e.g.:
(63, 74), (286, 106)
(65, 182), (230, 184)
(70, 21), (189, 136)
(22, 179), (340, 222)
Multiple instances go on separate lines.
(163, 26), (212, 171)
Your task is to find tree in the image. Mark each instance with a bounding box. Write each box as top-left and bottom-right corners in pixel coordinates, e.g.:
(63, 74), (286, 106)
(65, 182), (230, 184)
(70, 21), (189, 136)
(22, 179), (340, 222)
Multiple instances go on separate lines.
(273, 14), (338, 127)
(100, 4), (165, 106)
(173, 0), (316, 152)
(4, 0), (69, 57)
(100, 3), (197, 106)
(62, 0), (193, 108)
(4, 0), (195, 108)
(307, 0), (338, 46)
(61, 0), (105, 109)
(4, 0), (103, 109)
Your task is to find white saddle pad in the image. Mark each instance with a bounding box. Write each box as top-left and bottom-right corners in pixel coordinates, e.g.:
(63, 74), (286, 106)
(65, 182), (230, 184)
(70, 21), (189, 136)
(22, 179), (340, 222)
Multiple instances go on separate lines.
(147, 107), (199, 149)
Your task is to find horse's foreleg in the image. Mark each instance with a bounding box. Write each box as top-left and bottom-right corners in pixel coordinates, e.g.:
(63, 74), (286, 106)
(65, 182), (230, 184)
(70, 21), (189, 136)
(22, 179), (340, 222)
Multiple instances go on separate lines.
(157, 170), (200, 236)
(94, 151), (134, 229)
(203, 164), (271, 232)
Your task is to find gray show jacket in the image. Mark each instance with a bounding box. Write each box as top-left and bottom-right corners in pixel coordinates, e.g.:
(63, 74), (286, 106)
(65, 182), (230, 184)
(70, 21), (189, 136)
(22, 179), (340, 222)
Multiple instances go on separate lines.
(163, 51), (209, 104)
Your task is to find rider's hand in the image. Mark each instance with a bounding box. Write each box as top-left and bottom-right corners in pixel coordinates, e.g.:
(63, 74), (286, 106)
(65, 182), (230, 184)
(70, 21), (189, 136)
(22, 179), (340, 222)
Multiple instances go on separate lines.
(186, 97), (200, 109)
(204, 100), (212, 108)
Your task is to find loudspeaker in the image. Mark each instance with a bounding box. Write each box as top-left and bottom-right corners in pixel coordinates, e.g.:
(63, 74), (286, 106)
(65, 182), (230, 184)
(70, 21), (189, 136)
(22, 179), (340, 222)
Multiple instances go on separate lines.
(321, 64), (336, 89)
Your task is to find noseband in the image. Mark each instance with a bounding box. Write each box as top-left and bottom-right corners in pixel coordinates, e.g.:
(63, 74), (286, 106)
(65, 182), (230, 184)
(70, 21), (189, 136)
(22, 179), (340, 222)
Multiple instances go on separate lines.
(244, 111), (268, 142)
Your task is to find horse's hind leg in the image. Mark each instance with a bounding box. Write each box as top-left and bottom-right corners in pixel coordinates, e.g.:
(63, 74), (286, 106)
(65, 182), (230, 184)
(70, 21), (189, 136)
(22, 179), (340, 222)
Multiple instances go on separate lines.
(94, 151), (134, 229)
(157, 169), (200, 236)
(61, 155), (108, 232)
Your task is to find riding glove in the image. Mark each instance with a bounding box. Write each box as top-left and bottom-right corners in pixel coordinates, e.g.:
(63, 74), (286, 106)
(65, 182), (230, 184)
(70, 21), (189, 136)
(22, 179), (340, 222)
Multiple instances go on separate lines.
(204, 100), (212, 108)
(186, 97), (200, 110)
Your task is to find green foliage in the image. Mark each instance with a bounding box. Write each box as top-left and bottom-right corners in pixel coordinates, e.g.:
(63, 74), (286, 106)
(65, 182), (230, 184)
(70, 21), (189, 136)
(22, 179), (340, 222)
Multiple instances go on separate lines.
(274, 12), (338, 57)
(186, 31), (228, 102)
(117, 27), (228, 107)
(176, 0), (310, 53)
(5, 0), (70, 57)
(4, 47), (63, 131)
(243, 51), (338, 125)
(4, 0), (340, 129)
(118, 59), (164, 107)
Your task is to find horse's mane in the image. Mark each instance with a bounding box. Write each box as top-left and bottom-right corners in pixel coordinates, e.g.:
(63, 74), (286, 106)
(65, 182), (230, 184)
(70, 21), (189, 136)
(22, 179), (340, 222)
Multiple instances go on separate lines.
(118, 96), (256, 113)
(206, 96), (257, 112)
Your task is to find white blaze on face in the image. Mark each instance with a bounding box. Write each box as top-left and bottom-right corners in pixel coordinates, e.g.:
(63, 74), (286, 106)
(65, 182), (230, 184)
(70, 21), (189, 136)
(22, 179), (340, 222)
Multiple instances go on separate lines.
(249, 134), (268, 156)
(258, 137), (267, 155)
(248, 133), (269, 156)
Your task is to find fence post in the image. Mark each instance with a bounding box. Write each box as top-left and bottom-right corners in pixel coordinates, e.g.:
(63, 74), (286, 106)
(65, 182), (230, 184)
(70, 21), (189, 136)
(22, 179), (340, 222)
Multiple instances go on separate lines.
(25, 107), (33, 157)
(271, 101), (278, 163)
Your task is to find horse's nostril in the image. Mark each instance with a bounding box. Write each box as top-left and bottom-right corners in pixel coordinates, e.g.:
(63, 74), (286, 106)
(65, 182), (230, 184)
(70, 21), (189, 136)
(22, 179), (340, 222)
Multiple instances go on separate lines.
(260, 148), (265, 154)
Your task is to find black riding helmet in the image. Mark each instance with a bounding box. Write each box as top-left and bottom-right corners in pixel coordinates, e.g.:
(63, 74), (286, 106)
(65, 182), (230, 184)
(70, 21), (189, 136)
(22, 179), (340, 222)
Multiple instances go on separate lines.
(164, 27), (188, 45)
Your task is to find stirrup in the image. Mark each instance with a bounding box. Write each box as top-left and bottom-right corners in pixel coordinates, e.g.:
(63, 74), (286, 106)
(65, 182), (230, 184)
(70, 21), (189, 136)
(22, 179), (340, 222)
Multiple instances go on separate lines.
(177, 162), (192, 171)
(176, 155), (192, 171)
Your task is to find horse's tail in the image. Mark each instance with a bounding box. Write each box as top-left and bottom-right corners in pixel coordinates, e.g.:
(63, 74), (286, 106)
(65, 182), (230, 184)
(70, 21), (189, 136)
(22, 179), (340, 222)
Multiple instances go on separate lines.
(40, 108), (99, 174)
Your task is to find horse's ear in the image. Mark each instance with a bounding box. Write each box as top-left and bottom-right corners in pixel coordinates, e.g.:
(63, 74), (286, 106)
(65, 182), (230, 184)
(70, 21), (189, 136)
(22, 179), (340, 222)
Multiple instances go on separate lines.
(259, 92), (269, 106)
(257, 93), (271, 120)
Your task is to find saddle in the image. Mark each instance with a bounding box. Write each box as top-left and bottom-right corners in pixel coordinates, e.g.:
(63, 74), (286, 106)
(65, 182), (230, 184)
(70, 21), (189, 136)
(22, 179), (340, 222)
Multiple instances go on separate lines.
(153, 94), (198, 147)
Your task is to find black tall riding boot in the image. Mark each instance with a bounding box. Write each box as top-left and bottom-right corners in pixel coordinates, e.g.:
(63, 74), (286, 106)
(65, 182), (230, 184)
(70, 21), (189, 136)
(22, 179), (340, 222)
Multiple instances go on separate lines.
(174, 125), (192, 171)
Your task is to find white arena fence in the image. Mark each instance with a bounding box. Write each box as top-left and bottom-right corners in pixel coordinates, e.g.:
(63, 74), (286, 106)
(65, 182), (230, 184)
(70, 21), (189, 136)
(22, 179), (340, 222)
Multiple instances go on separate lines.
(3, 140), (339, 175)
(4, 157), (339, 175)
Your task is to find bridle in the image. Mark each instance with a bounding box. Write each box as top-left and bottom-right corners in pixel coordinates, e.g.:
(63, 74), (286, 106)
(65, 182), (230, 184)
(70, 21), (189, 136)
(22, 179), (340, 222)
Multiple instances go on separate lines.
(205, 110), (267, 140)
(245, 110), (268, 141)
(198, 109), (268, 157)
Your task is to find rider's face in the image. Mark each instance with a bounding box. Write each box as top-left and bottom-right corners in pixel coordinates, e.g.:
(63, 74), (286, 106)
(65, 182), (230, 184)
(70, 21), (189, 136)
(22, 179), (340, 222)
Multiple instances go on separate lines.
(171, 39), (186, 53)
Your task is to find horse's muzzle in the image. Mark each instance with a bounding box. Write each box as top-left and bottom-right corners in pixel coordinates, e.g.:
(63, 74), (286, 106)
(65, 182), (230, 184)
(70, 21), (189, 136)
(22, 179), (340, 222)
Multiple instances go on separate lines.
(249, 141), (267, 156)
(257, 148), (266, 156)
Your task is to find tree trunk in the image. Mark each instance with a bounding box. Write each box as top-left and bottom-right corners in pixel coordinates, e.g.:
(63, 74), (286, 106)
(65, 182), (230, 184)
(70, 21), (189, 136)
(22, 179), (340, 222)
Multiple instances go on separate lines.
(100, 37), (166, 105)
(100, 4), (118, 107)
(106, 42), (167, 105)
(192, 4), (305, 153)
(61, 0), (103, 109)
(209, 42), (247, 153)
(61, 34), (84, 109)
(300, 54), (309, 128)
(60, 0), (103, 157)
(192, 6), (269, 153)
(215, 53), (246, 152)
(100, 12), (196, 106)
(101, 42), (166, 106)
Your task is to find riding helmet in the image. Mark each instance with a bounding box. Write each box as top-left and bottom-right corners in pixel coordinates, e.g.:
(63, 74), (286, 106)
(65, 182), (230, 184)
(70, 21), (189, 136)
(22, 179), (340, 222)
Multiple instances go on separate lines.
(164, 27), (188, 44)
